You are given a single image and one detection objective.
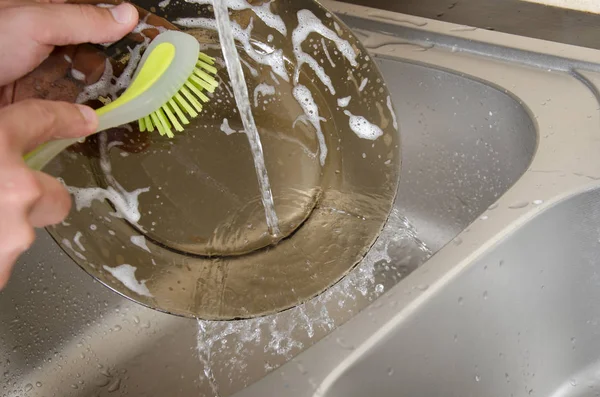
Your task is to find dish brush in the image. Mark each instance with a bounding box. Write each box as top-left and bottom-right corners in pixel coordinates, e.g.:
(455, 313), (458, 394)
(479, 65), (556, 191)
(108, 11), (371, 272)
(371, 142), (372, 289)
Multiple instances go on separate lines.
(24, 30), (219, 171)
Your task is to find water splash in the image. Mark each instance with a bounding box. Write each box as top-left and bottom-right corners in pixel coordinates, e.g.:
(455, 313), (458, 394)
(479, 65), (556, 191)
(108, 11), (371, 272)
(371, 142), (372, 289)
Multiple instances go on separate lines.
(194, 209), (431, 393)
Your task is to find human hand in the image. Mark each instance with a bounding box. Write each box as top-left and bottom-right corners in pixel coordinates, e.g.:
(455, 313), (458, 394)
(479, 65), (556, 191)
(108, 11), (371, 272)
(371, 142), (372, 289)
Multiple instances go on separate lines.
(0, 0), (139, 289)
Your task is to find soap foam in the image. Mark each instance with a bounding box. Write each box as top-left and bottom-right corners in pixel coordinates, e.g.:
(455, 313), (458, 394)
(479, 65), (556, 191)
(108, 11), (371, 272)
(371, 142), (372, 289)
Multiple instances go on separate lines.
(321, 38), (336, 68)
(344, 110), (384, 140)
(175, 17), (289, 82)
(73, 231), (86, 252)
(76, 37), (147, 104)
(68, 185), (149, 224)
(292, 9), (358, 94)
(130, 235), (151, 253)
(337, 96), (351, 108)
(67, 132), (150, 225)
(359, 78), (369, 92)
(187, 0), (287, 36)
(293, 85), (327, 166)
(103, 264), (153, 297)
(220, 118), (238, 135)
(386, 95), (399, 132)
(253, 83), (275, 107)
(61, 238), (87, 261)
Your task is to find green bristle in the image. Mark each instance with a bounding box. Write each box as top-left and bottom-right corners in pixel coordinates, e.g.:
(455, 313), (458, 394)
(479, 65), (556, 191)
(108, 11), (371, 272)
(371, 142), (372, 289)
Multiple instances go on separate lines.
(135, 50), (218, 137)
(144, 115), (154, 132)
(191, 72), (216, 94)
(174, 92), (197, 117)
(181, 85), (203, 112)
(187, 77), (211, 102)
(168, 98), (189, 125)
(150, 112), (165, 136)
(139, 117), (147, 132)
(162, 103), (183, 132)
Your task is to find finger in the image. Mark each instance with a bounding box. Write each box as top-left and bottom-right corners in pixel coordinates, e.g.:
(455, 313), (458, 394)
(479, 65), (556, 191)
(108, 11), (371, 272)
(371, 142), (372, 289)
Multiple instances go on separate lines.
(0, 166), (39, 290)
(28, 171), (71, 228)
(0, 99), (97, 154)
(23, 2), (138, 46)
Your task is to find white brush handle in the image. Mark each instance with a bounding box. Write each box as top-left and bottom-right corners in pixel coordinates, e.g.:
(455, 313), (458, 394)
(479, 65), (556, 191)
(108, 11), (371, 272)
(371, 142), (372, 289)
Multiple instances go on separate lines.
(23, 113), (117, 171)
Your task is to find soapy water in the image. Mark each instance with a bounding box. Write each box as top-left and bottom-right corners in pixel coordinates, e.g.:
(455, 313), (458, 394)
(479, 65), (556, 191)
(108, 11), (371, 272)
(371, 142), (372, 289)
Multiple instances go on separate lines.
(65, 132), (150, 227)
(213, 0), (281, 237)
(253, 83), (275, 107)
(292, 9), (358, 95)
(55, 4), (408, 393)
(195, 208), (432, 394)
(337, 96), (351, 108)
(344, 110), (384, 140)
(292, 85), (328, 166)
(102, 264), (153, 298)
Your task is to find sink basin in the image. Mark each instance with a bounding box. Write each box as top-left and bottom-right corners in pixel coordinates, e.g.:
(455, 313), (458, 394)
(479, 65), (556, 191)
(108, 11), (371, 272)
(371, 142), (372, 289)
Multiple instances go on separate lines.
(322, 185), (600, 397)
(4, 1), (600, 396)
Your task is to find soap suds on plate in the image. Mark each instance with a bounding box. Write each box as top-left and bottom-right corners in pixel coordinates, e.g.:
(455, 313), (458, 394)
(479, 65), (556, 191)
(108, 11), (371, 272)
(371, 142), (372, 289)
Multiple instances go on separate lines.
(175, 17), (289, 82)
(386, 95), (398, 131)
(337, 96), (351, 107)
(293, 84), (327, 166)
(61, 239), (87, 261)
(359, 78), (368, 92)
(130, 235), (151, 253)
(103, 264), (153, 297)
(73, 231), (86, 252)
(344, 110), (384, 140)
(253, 83), (275, 107)
(220, 118), (238, 135)
(292, 9), (358, 94)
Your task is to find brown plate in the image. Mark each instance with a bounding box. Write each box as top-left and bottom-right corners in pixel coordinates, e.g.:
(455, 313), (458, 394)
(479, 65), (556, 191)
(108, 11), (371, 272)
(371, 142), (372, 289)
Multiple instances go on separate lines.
(33, 0), (400, 320)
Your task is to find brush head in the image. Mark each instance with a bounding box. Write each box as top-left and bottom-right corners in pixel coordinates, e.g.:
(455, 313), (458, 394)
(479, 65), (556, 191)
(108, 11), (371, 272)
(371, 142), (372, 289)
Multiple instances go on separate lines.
(95, 30), (219, 138)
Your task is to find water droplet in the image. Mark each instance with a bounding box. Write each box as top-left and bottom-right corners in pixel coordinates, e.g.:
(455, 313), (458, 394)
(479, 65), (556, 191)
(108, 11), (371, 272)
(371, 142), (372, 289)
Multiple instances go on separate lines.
(570, 379), (577, 387)
(336, 337), (355, 350)
(488, 203), (499, 211)
(71, 384), (79, 389)
(417, 284), (429, 291)
(94, 377), (110, 387)
(475, 375), (481, 382)
(24, 384), (33, 392)
(296, 361), (307, 375)
(480, 215), (489, 220)
(107, 378), (121, 392)
(509, 201), (529, 209)
(36, 382), (42, 388)
(458, 296), (464, 305)
(533, 199), (544, 205)
(453, 237), (463, 246)
(483, 291), (488, 300)
(387, 367), (395, 376)
(375, 284), (384, 293)
(453, 334), (458, 342)
(113, 325), (122, 332)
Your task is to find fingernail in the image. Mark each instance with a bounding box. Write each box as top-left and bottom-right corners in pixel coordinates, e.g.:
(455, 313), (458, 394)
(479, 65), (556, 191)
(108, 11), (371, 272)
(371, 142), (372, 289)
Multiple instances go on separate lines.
(109, 3), (134, 24)
(76, 105), (97, 125)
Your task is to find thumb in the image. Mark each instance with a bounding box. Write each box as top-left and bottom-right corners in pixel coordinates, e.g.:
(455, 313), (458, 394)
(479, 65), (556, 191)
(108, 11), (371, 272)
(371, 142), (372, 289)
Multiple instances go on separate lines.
(0, 99), (97, 155)
(25, 2), (139, 46)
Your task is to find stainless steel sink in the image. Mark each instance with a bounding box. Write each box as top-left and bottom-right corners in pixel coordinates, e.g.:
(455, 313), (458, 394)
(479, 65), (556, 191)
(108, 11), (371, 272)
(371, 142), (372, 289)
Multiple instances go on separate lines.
(4, 1), (600, 396)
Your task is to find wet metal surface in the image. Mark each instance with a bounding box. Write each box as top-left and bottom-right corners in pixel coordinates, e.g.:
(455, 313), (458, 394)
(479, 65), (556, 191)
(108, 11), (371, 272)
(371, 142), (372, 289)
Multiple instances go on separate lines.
(6, 0), (596, 396)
